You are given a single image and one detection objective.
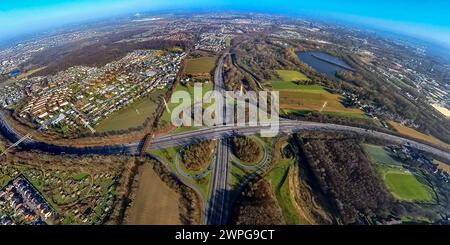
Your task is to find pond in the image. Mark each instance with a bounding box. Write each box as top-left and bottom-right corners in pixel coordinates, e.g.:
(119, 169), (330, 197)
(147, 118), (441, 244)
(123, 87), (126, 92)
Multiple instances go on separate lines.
(297, 51), (354, 78)
(10, 69), (21, 78)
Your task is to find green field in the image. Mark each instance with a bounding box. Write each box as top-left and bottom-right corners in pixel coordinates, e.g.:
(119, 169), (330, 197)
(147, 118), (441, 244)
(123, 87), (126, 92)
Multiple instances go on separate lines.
(170, 126), (199, 135)
(169, 47), (184, 53)
(285, 109), (367, 119)
(265, 158), (304, 225)
(271, 81), (324, 90)
(230, 162), (249, 190)
(0, 175), (12, 189)
(185, 56), (217, 75)
(364, 144), (435, 203)
(150, 147), (179, 164)
(276, 85), (364, 117)
(72, 172), (89, 181)
(160, 81), (214, 125)
(269, 70), (364, 118)
(275, 70), (310, 82)
(95, 96), (159, 132)
(384, 170), (434, 202)
(364, 144), (401, 166)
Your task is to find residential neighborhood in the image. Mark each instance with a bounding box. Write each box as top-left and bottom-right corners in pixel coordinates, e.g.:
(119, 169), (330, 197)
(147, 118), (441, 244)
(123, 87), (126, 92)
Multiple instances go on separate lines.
(8, 50), (185, 134)
(0, 175), (57, 225)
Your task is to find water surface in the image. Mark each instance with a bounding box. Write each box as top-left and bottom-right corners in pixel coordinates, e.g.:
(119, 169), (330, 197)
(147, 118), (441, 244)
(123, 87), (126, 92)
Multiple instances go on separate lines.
(298, 51), (354, 78)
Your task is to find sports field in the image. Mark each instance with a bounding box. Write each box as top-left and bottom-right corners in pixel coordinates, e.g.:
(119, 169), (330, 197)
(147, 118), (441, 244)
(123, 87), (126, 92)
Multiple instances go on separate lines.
(388, 121), (450, 151)
(184, 56), (217, 77)
(382, 166), (435, 202)
(95, 96), (159, 132)
(364, 144), (435, 203)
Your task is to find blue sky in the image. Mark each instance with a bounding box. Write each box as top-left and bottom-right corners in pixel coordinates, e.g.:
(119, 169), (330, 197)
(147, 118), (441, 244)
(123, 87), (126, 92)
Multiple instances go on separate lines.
(1, 0), (450, 47)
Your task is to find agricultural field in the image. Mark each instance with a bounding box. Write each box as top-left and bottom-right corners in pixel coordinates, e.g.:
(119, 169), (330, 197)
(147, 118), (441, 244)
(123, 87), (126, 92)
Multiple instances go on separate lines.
(95, 96), (159, 133)
(268, 69), (364, 118)
(278, 86), (364, 118)
(272, 81), (322, 90)
(432, 104), (450, 118)
(274, 70), (310, 82)
(364, 144), (435, 203)
(124, 163), (181, 225)
(184, 56), (217, 78)
(280, 88), (364, 116)
(388, 121), (450, 151)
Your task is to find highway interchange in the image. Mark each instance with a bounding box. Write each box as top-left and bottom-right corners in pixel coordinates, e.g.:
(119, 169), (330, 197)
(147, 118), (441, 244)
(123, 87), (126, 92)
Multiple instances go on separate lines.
(1, 53), (450, 225)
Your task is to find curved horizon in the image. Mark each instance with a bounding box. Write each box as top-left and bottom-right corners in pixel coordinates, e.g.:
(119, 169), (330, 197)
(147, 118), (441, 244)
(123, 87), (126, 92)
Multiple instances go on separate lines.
(1, 0), (450, 49)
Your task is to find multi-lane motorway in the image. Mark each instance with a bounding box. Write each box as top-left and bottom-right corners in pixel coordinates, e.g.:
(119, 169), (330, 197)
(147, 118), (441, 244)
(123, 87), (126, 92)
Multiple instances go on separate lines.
(150, 121), (449, 159)
(1, 53), (450, 225)
(3, 110), (450, 169)
(2, 103), (450, 226)
(206, 138), (231, 224)
(204, 53), (231, 225)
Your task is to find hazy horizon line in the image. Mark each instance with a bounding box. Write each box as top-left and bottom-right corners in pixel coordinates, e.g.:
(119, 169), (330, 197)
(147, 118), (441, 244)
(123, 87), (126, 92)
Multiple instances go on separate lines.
(1, 8), (450, 56)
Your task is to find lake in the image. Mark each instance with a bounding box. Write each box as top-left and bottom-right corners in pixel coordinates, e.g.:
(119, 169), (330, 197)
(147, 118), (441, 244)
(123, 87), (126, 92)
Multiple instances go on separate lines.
(10, 69), (21, 78)
(297, 51), (354, 78)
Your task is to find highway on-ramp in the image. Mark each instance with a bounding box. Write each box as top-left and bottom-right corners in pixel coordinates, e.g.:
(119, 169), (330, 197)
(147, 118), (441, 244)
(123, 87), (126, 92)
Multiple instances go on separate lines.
(149, 121), (450, 161)
(1, 51), (450, 225)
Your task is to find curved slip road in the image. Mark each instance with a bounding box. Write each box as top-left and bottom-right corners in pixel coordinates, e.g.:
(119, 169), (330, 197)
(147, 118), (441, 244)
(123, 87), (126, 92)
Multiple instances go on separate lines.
(2, 110), (450, 226)
(150, 121), (450, 161)
(1, 112), (449, 162)
(2, 110), (449, 161)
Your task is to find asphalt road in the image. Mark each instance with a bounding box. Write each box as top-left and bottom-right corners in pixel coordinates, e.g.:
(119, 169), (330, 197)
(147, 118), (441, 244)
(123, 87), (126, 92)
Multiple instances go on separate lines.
(204, 53), (231, 225)
(2, 108), (449, 162)
(206, 138), (230, 224)
(1, 50), (450, 226)
(149, 121), (450, 161)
